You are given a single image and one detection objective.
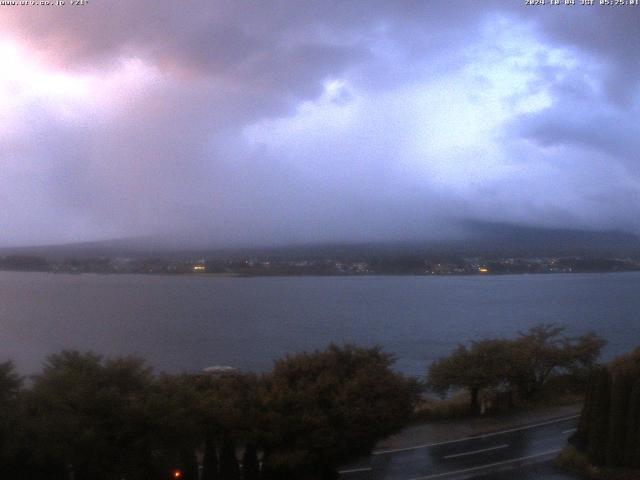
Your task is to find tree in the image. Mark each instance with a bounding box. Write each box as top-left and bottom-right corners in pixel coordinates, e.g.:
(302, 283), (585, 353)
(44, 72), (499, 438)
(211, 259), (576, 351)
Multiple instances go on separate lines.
(0, 361), (22, 477)
(428, 340), (512, 414)
(146, 373), (207, 478)
(260, 344), (418, 479)
(0, 345), (419, 479)
(508, 324), (568, 399)
(565, 332), (608, 373)
(509, 325), (605, 399)
(428, 325), (606, 413)
(0, 360), (21, 405)
(219, 435), (240, 480)
(22, 351), (161, 480)
(575, 348), (640, 469)
(242, 443), (260, 480)
(625, 379), (640, 468)
(201, 432), (219, 480)
(187, 371), (262, 479)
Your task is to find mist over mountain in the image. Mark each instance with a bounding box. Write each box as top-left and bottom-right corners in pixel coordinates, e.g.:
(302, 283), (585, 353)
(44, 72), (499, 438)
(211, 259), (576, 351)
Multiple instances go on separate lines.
(2, 222), (639, 261)
(1, 3), (640, 248)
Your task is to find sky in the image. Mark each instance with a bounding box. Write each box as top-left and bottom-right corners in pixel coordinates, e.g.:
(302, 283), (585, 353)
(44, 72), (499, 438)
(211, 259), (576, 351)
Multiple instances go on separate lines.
(1, 0), (639, 247)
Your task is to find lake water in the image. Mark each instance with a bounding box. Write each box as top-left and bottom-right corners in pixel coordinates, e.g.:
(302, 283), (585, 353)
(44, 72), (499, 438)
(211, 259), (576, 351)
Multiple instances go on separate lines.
(1, 271), (639, 377)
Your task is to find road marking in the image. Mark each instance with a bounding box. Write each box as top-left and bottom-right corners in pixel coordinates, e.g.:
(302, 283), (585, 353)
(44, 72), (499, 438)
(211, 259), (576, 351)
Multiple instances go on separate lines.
(373, 415), (579, 455)
(562, 428), (577, 434)
(409, 448), (562, 480)
(338, 467), (373, 474)
(443, 444), (508, 460)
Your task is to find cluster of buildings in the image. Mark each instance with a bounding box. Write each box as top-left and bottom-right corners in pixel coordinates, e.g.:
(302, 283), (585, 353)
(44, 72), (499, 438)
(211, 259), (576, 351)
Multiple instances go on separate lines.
(3, 254), (636, 276)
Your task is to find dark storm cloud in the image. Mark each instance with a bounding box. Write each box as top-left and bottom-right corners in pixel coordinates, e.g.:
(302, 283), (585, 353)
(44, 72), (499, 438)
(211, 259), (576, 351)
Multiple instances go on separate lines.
(514, 101), (640, 163)
(534, 7), (640, 104)
(1, 1), (639, 246)
(506, 7), (640, 175)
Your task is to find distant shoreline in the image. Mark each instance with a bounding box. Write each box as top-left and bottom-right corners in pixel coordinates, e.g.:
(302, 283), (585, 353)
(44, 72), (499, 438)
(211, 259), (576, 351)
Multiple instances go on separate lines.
(2, 268), (639, 278)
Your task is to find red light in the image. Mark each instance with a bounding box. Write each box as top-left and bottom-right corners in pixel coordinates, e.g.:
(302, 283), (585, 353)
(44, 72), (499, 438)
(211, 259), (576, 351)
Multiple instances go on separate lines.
(173, 470), (182, 479)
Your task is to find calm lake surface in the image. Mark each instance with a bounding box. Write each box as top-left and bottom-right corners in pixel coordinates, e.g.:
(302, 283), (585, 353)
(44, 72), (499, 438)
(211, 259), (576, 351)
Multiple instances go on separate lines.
(1, 271), (639, 377)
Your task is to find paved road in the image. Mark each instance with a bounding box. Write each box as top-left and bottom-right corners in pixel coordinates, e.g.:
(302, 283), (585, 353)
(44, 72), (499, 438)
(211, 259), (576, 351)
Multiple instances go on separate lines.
(339, 416), (579, 480)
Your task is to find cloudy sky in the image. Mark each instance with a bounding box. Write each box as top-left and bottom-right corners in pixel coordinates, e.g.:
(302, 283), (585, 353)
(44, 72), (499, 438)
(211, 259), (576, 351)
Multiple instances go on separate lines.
(1, 0), (639, 247)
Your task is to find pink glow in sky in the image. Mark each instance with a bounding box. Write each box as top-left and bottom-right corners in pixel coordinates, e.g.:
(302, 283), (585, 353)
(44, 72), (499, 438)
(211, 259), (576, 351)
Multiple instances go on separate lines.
(1, 1), (639, 246)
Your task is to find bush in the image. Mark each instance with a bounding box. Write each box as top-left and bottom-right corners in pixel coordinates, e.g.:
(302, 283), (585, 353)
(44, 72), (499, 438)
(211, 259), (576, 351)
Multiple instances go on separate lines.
(556, 446), (640, 480)
(556, 446), (592, 475)
(412, 393), (472, 422)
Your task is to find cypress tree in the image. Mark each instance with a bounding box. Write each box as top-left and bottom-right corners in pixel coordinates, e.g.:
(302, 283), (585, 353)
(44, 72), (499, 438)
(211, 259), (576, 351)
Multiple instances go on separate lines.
(580, 349), (640, 469)
(587, 367), (611, 465)
(242, 443), (260, 480)
(259, 452), (275, 480)
(575, 369), (596, 448)
(606, 370), (632, 466)
(202, 438), (218, 480)
(219, 437), (240, 480)
(179, 450), (199, 480)
(625, 379), (640, 468)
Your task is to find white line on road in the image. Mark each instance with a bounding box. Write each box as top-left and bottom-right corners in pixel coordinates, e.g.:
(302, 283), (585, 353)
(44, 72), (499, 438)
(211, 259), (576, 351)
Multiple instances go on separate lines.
(373, 415), (579, 455)
(338, 467), (373, 474)
(443, 444), (509, 460)
(409, 448), (562, 480)
(562, 428), (577, 434)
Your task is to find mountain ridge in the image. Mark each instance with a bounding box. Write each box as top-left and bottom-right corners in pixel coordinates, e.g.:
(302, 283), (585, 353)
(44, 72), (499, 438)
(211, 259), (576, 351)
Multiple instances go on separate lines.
(1, 222), (639, 260)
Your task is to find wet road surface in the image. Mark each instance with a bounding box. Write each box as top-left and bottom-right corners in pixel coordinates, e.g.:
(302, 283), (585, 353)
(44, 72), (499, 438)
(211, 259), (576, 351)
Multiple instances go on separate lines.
(339, 415), (579, 480)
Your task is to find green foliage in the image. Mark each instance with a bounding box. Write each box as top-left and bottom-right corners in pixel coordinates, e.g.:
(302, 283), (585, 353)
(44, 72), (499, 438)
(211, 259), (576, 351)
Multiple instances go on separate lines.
(242, 443), (260, 480)
(624, 380), (640, 468)
(0, 360), (21, 405)
(586, 367), (612, 464)
(557, 446), (640, 480)
(0, 360), (22, 476)
(555, 446), (592, 475)
(576, 348), (640, 470)
(509, 325), (605, 399)
(260, 344), (418, 477)
(21, 351), (163, 479)
(428, 339), (512, 414)
(427, 324), (605, 414)
(413, 392), (473, 421)
(201, 436), (219, 480)
(219, 436), (240, 480)
(0, 344), (416, 479)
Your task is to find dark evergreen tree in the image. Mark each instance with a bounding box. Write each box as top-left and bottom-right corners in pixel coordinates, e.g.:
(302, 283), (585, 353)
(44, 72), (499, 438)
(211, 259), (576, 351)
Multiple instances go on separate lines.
(606, 370), (632, 466)
(578, 348), (640, 470)
(219, 437), (240, 480)
(624, 380), (640, 468)
(179, 450), (199, 480)
(0, 361), (22, 478)
(587, 366), (611, 464)
(202, 437), (219, 480)
(242, 443), (260, 480)
(575, 369), (595, 449)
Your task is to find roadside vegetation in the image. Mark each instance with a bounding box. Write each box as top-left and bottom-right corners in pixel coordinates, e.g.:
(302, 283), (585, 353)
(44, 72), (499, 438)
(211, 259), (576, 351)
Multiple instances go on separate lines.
(425, 324), (605, 417)
(556, 348), (640, 479)
(0, 346), (418, 480)
(0, 324), (611, 479)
